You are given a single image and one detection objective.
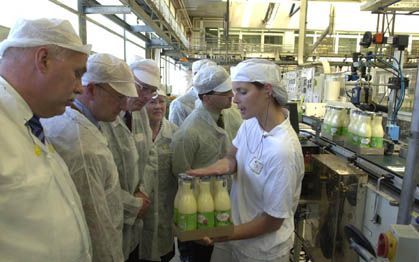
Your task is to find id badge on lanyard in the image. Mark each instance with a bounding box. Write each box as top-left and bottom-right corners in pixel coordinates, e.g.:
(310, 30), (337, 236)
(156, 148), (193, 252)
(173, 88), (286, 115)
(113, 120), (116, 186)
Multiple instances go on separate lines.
(249, 157), (263, 175)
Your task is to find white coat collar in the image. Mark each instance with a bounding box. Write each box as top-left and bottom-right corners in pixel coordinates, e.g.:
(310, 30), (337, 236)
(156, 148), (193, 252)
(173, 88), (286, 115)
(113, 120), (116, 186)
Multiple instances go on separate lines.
(259, 109), (291, 137)
(65, 107), (108, 145)
(0, 76), (33, 127)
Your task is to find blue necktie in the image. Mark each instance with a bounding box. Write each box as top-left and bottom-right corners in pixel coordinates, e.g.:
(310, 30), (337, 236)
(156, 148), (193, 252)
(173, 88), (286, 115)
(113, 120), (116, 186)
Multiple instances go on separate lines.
(27, 115), (45, 144)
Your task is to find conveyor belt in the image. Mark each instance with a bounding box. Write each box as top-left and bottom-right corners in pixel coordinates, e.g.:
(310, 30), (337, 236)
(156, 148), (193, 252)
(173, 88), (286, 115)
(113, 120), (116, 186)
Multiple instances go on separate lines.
(301, 115), (419, 202)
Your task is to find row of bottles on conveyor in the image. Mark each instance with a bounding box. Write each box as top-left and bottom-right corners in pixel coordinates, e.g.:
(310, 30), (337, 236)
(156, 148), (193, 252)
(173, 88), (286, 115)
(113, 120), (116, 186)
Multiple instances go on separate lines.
(174, 174), (232, 231)
(322, 105), (384, 148)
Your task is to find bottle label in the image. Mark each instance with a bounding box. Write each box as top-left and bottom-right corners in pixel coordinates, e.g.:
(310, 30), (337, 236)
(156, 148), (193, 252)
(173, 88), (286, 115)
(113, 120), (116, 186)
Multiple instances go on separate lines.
(197, 211), (215, 228)
(173, 208), (178, 225)
(178, 213), (197, 231)
(322, 123), (330, 135)
(346, 132), (353, 143)
(370, 137), (383, 148)
(351, 134), (359, 145)
(360, 137), (370, 148)
(215, 210), (231, 226)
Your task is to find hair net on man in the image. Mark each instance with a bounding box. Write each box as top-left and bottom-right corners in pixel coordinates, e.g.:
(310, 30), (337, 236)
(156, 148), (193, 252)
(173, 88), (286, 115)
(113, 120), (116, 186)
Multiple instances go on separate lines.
(231, 59), (288, 106)
(155, 88), (167, 97)
(130, 59), (161, 88)
(193, 65), (232, 95)
(82, 53), (137, 97)
(191, 59), (216, 75)
(0, 18), (91, 57)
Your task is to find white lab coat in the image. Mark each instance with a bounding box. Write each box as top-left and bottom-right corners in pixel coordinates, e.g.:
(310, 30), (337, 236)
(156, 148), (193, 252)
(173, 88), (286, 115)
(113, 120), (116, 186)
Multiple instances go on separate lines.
(228, 114), (304, 260)
(168, 88), (197, 126)
(0, 77), (91, 261)
(42, 107), (124, 262)
(132, 107), (153, 178)
(100, 116), (143, 259)
(171, 102), (229, 174)
(139, 118), (178, 261)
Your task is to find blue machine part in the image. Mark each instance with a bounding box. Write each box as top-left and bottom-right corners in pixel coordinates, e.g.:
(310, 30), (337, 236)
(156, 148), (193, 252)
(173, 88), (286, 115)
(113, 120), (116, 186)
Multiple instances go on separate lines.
(387, 124), (400, 141)
(351, 85), (361, 104)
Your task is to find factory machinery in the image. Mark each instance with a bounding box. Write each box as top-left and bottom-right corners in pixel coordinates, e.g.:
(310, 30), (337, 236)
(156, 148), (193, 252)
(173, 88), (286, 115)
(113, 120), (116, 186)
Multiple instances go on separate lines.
(292, 65), (419, 262)
(289, 9), (419, 261)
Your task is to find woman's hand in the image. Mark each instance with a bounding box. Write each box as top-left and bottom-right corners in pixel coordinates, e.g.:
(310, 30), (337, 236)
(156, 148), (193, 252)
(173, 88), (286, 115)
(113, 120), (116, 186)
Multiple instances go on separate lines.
(195, 235), (232, 246)
(186, 158), (231, 177)
(187, 146), (238, 177)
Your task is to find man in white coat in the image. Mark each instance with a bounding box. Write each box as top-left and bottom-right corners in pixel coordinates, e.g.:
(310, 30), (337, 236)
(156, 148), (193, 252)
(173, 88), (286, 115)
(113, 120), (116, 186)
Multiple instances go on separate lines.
(171, 65), (234, 262)
(42, 53), (138, 262)
(168, 59), (216, 126)
(100, 59), (160, 261)
(169, 59), (242, 143)
(101, 58), (159, 262)
(0, 18), (92, 261)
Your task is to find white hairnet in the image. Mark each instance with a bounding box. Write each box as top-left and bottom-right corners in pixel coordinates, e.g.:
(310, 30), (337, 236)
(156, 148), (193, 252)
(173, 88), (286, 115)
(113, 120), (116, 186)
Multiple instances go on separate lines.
(82, 53), (137, 97)
(130, 59), (161, 88)
(0, 18), (91, 57)
(231, 59), (288, 106)
(191, 59), (216, 75)
(156, 88), (167, 97)
(193, 65), (232, 95)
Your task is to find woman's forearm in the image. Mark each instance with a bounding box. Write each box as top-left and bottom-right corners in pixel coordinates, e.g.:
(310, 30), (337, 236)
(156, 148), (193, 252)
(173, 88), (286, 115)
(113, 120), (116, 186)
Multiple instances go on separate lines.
(228, 213), (284, 241)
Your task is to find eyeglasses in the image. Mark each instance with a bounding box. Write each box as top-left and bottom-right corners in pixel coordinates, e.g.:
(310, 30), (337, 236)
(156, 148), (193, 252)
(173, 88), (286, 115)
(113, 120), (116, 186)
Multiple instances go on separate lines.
(95, 83), (126, 101)
(135, 81), (158, 99)
(206, 90), (233, 97)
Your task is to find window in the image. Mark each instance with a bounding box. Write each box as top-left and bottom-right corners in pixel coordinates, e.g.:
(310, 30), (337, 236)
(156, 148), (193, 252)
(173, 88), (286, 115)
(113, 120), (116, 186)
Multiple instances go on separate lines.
(264, 35), (282, 45)
(0, 1), (79, 30)
(87, 21), (124, 59)
(338, 38), (357, 54)
(411, 40), (419, 57)
(229, 34), (240, 50)
(126, 42), (145, 62)
(315, 37), (334, 54)
(242, 35), (261, 45)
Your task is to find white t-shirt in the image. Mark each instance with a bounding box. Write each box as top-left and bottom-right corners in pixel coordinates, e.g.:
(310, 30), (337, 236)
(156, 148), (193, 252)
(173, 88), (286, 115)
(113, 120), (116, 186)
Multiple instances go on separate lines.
(230, 113), (304, 260)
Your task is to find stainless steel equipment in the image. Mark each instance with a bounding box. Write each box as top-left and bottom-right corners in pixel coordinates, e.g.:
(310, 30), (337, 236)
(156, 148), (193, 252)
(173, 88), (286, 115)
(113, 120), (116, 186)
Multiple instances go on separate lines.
(295, 154), (368, 262)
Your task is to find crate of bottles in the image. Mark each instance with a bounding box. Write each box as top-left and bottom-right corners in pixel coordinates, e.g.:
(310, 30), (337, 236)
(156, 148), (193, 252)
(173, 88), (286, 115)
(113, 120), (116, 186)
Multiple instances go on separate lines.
(344, 111), (384, 155)
(173, 175), (234, 242)
(344, 139), (384, 155)
(321, 106), (349, 145)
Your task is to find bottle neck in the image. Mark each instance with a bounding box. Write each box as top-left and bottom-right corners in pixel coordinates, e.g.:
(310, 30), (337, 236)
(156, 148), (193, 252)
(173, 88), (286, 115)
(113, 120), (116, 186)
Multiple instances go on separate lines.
(373, 117), (382, 125)
(200, 181), (211, 193)
(182, 182), (193, 194)
(360, 115), (370, 122)
(215, 180), (225, 192)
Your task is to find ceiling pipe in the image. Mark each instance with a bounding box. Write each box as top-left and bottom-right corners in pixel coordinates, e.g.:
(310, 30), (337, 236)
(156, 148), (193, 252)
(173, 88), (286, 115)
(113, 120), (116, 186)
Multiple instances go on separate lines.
(309, 5), (335, 55)
(297, 0), (308, 65)
(262, 3), (275, 24)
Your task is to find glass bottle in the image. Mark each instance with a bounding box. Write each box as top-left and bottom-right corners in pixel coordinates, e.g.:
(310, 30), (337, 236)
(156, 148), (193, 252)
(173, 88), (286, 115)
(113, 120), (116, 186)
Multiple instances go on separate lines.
(197, 177), (215, 229)
(178, 176), (197, 231)
(371, 113), (384, 148)
(214, 176), (232, 227)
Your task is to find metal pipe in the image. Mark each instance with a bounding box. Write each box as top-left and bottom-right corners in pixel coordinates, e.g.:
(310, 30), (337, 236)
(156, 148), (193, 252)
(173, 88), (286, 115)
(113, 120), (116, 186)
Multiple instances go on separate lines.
(310, 5), (335, 54)
(78, 0), (87, 44)
(397, 63), (419, 224)
(297, 0), (308, 65)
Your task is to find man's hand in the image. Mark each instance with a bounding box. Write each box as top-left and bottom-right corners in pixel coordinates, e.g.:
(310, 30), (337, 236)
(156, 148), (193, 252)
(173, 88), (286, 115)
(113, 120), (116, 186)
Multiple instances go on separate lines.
(134, 191), (151, 218)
